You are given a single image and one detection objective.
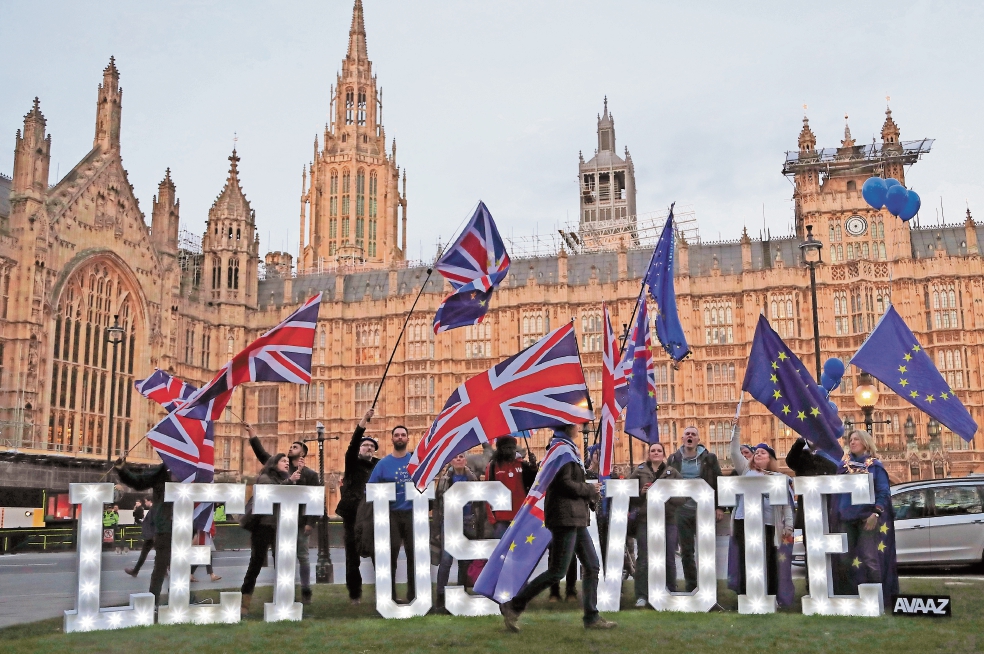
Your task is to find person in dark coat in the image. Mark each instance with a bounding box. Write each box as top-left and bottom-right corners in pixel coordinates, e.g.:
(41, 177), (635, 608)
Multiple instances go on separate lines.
(785, 436), (838, 531)
(500, 425), (616, 632)
(114, 461), (172, 604)
(666, 426), (724, 592)
(432, 453), (483, 612)
(125, 497), (156, 578)
(244, 422), (320, 604)
(336, 408), (380, 604)
(240, 453), (299, 616)
(132, 499), (145, 525)
(629, 442), (684, 604)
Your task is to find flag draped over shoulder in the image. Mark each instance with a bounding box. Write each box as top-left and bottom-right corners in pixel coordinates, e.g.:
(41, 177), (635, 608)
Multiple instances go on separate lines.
(474, 436), (582, 603)
(177, 293), (322, 420)
(742, 314), (844, 459)
(851, 305), (977, 442)
(135, 369), (214, 530)
(623, 298), (659, 444)
(599, 304), (627, 479)
(407, 322), (592, 490)
(433, 202), (510, 333)
(644, 206), (690, 362)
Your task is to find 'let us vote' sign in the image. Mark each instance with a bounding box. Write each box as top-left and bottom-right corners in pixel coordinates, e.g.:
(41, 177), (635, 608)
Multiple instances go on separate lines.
(891, 595), (952, 618)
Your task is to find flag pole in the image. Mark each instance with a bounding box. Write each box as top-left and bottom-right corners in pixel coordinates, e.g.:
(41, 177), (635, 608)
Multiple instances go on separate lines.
(368, 268), (434, 421)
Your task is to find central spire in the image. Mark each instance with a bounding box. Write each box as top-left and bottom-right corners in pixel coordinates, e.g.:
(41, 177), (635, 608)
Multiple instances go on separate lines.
(347, 0), (368, 61)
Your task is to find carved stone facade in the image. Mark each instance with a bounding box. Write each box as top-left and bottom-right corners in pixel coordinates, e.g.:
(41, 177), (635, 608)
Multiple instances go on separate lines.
(1, 9), (981, 514)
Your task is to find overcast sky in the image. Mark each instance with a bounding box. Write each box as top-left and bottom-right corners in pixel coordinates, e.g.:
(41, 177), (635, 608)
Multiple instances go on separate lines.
(2, 1), (982, 263)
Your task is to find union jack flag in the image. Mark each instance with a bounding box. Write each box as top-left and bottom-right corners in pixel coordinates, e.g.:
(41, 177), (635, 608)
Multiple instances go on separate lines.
(134, 369), (197, 413)
(599, 304), (628, 479)
(408, 321), (592, 489)
(177, 293), (322, 420)
(135, 370), (215, 530)
(623, 297), (659, 443)
(433, 202), (510, 333)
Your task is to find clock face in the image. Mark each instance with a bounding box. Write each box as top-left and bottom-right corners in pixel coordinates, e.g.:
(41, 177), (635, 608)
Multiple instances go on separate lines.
(845, 215), (868, 237)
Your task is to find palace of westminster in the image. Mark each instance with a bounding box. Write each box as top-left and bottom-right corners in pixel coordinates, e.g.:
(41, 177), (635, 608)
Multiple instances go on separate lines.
(1, 1), (982, 507)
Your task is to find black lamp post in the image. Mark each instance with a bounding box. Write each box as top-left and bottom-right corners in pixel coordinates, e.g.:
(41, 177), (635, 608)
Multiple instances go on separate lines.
(105, 315), (125, 461)
(904, 416), (917, 450)
(927, 418), (941, 450)
(308, 421), (338, 584)
(799, 225), (824, 382)
(581, 421), (592, 462)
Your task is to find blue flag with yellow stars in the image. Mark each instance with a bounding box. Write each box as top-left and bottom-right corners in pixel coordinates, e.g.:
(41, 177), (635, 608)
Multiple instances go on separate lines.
(851, 305), (978, 442)
(474, 434), (582, 604)
(643, 204), (691, 362)
(742, 314), (844, 459)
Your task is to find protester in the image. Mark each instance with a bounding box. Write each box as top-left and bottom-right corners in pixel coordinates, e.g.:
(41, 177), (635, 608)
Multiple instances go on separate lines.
(190, 529), (222, 582)
(337, 408), (380, 605)
(629, 442), (683, 606)
(367, 424), (417, 602)
(550, 445), (598, 603)
(241, 453), (300, 616)
(245, 423), (320, 604)
(666, 426), (724, 591)
(132, 499), (145, 525)
(729, 444), (754, 476)
(114, 460), (173, 604)
(124, 497), (155, 578)
(729, 428), (795, 607)
(785, 435), (840, 588)
(500, 425), (616, 632)
(485, 435), (538, 539)
(837, 430), (899, 604)
(432, 452), (482, 612)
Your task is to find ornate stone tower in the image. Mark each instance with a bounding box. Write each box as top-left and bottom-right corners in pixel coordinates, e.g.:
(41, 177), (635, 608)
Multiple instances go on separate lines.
(9, 98), (51, 224)
(202, 149), (259, 308)
(151, 169), (179, 256)
(298, 0), (406, 272)
(578, 97), (637, 249)
(93, 57), (122, 151)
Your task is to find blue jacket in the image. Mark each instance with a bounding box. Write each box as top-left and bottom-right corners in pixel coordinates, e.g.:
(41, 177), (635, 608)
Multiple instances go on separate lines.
(837, 455), (891, 522)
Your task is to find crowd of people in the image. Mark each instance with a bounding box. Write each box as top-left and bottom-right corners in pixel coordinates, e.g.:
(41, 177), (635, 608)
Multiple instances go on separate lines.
(110, 413), (897, 628)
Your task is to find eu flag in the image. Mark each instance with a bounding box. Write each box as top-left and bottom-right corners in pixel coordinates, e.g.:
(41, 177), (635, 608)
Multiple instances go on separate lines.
(851, 305), (977, 442)
(742, 314), (844, 458)
(474, 435), (581, 603)
(644, 205), (690, 362)
(623, 298), (659, 444)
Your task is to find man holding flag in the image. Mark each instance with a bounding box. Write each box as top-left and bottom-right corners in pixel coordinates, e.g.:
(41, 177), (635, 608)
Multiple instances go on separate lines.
(498, 425), (617, 632)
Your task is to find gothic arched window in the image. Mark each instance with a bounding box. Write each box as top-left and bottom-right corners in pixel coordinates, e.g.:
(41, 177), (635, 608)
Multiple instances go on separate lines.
(345, 89), (354, 125)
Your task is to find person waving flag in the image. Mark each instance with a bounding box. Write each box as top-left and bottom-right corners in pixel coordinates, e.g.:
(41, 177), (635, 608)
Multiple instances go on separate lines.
(433, 202), (510, 333)
(742, 314), (843, 458)
(851, 305), (977, 442)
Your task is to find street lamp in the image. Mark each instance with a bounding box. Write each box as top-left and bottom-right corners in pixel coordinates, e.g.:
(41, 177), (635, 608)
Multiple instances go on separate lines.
(305, 421), (339, 584)
(927, 418), (941, 450)
(799, 224), (824, 382)
(853, 372), (879, 435)
(105, 315), (125, 461)
(904, 416), (917, 450)
(581, 421), (592, 464)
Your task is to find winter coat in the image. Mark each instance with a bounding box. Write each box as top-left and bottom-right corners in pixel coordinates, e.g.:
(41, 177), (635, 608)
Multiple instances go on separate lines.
(544, 462), (596, 529)
(116, 463), (172, 535)
(132, 505), (145, 525)
(730, 433), (795, 547)
(837, 455), (892, 522)
(254, 468), (295, 528)
(336, 425), (380, 520)
(629, 461), (684, 521)
(785, 437), (838, 529)
(666, 446), (723, 506)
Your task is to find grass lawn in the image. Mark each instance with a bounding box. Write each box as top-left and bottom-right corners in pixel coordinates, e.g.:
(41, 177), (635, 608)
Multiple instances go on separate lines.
(2, 578), (982, 654)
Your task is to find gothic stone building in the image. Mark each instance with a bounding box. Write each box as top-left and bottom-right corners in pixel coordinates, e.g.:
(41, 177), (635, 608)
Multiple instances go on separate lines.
(1, 7), (982, 512)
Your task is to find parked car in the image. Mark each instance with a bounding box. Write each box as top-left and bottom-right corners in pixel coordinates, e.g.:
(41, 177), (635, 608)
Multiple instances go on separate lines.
(792, 476), (984, 568)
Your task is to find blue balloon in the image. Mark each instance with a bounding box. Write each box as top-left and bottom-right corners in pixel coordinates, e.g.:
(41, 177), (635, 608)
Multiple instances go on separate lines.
(884, 185), (909, 217)
(828, 399), (838, 412)
(820, 372), (839, 392)
(884, 178), (901, 189)
(823, 357), (846, 380)
(861, 177), (888, 210)
(899, 189), (921, 222)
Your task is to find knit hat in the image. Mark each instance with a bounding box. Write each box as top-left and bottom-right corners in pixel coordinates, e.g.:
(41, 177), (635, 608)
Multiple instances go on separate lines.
(360, 436), (379, 451)
(754, 442), (777, 460)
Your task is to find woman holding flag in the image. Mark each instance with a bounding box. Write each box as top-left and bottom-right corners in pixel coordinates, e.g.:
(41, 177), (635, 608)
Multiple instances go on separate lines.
(629, 442), (683, 605)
